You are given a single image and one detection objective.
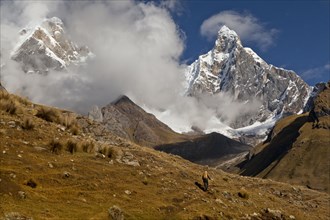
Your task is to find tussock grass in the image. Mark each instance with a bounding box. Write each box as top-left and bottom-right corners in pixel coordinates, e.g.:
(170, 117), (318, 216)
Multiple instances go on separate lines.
(49, 139), (63, 154)
(0, 99), (18, 115)
(99, 145), (116, 158)
(0, 90), (30, 111)
(21, 117), (35, 130)
(62, 113), (77, 128)
(36, 106), (62, 123)
(0, 90), (10, 100)
(36, 107), (81, 134)
(66, 139), (78, 154)
(80, 140), (95, 153)
(69, 125), (80, 135)
(16, 96), (31, 106)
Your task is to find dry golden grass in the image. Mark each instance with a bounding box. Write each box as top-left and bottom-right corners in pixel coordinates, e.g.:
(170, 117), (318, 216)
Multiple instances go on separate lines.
(69, 124), (80, 135)
(80, 140), (96, 153)
(36, 106), (62, 123)
(0, 92), (329, 219)
(0, 90), (10, 100)
(0, 99), (18, 115)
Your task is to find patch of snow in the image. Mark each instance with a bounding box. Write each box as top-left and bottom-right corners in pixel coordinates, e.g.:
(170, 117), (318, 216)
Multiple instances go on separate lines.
(45, 47), (66, 67)
(244, 47), (266, 65)
(235, 115), (279, 137)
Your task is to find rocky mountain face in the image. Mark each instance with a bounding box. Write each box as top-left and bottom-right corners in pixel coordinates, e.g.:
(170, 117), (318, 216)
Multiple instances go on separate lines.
(11, 17), (92, 74)
(88, 95), (188, 147)
(235, 82), (330, 193)
(185, 26), (311, 129)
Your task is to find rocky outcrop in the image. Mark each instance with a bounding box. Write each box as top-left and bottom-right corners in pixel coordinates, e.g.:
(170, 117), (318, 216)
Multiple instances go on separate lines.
(11, 17), (92, 74)
(185, 26), (311, 128)
(88, 105), (103, 122)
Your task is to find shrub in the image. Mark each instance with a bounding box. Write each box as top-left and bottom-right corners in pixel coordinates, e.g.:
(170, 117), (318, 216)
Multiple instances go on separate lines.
(66, 139), (78, 154)
(49, 139), (63, 154)
(21, 117), (35, 130)
(36, 106), (62, 123)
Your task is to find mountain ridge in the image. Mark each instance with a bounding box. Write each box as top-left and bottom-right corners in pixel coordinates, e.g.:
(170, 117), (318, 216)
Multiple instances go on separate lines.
(11, 17), (92, 74)
(185, 25), (311, 132)
(88, 95), (189, 147)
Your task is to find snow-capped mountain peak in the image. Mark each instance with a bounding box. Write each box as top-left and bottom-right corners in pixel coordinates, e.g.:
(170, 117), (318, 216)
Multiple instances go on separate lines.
(215, 25), (241, 53)
(11, 17), (92, 74)
(185, 25), (311, 142)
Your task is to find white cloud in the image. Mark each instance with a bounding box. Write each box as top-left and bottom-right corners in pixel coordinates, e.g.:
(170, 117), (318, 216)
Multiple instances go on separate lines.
(200, 10), (278, 51)
(300, 62), (330, 84)
(160, 0), (183, 15)
(1, 0), (185, 111)
(0, 1), (262, 134)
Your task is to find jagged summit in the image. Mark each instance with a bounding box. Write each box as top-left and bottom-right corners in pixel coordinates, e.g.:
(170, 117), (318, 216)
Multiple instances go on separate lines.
(111, 95), (135, 106)
(215, 25), (241, 53)
(185, 25), (311, 140)
(89, 95), (186, 147)
(11, 17), (93, 74)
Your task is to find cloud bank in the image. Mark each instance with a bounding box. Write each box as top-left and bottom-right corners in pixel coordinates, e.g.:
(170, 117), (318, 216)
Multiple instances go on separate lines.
(0, 1), (261, 134)
(1, 1), (185, 110)
(200, 10), (278, 51)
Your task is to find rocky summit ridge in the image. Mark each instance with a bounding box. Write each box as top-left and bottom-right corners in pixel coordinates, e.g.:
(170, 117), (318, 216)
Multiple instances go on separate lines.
(185, 25), (311, 129)
(11, 17), (92, 74)
(88, 95), (188, 147)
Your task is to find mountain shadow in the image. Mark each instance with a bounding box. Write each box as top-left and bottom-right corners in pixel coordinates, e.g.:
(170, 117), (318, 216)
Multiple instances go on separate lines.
(155, 132), (251, 166)
(238, 115), (308, 176)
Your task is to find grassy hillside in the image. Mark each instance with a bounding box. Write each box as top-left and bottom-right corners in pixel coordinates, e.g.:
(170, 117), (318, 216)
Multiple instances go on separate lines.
(238, 83), (330, 193)
(0, 90), (329, 219)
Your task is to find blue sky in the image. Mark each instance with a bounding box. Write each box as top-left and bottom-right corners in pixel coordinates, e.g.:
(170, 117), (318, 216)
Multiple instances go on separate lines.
(165, 0), (329, 86)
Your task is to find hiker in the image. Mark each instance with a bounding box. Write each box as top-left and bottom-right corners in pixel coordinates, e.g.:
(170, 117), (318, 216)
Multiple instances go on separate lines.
(309, 107), (319, 128)
(202, 171), (211, 191)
